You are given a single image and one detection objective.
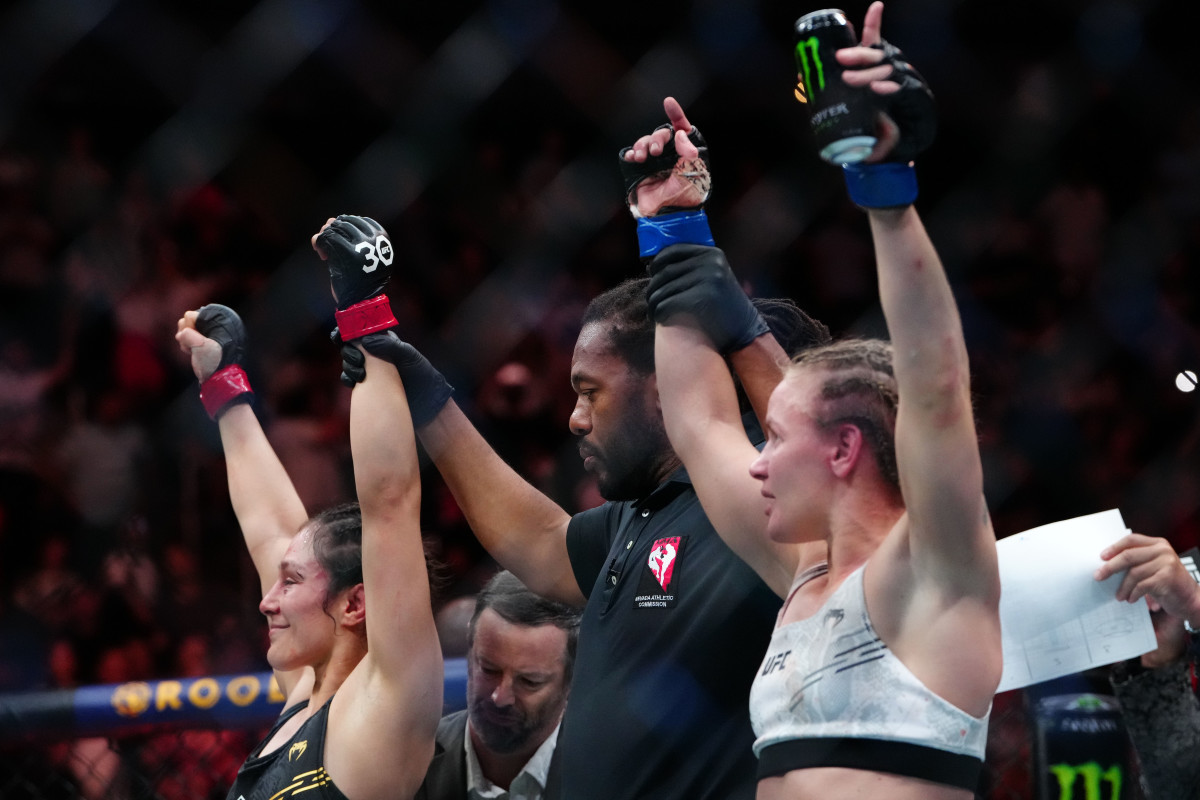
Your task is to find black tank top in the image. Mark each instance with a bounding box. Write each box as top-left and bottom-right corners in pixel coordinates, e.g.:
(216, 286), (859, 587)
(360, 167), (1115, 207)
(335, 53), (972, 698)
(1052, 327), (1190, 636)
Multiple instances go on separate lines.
(226, 696), (350, 800)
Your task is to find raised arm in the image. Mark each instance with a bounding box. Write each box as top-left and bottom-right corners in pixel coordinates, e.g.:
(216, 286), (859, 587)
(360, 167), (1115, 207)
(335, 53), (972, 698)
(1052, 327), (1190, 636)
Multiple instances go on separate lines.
(844, 3), (996, 597)
(624, 98), (820, 595)
(175, 306), (307, 597)
(871, 207), (993, 576)
(349, 351), (437, 682)
(414, 400), (580, 604)
(340, 322), (581, 605)
(728, 331), (792, 432)
(176, 305), (311, 700)
(325, 347), (441, 799)
(309, 215), (441, 797)
(655, 320), (799, 596)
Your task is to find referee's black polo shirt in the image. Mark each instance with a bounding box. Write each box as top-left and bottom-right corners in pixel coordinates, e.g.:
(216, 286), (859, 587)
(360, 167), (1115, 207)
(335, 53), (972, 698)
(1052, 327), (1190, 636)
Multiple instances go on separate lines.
(553, 464), (779, 800)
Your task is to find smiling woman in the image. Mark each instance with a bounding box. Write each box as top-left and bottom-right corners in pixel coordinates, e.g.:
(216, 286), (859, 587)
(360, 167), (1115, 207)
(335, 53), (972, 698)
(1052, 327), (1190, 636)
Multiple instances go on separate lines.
(172, 212), (442, 800)
(257, 504), (363, 674)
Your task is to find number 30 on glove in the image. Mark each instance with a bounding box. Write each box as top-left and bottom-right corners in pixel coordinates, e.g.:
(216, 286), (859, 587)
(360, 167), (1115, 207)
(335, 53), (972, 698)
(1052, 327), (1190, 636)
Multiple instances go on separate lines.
(316, 214), (398, 340)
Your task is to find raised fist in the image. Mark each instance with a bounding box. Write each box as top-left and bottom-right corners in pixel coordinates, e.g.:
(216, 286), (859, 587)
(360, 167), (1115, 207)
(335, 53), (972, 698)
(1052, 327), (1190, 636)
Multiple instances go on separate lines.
(332, 328), (454, 426)
(176, 304), (254, 419)
(176, 304), (246, 383)
(314, 214), (394, 310)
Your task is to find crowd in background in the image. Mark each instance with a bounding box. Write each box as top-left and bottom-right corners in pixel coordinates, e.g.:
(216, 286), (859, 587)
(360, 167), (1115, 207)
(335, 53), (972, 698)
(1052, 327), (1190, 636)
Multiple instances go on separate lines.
(0, 0), (1198, 707)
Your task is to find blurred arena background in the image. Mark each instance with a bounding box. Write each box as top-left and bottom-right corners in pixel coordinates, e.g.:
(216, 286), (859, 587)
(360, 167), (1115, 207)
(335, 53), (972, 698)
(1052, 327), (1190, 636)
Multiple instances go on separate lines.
(1, 0), (1197, 797)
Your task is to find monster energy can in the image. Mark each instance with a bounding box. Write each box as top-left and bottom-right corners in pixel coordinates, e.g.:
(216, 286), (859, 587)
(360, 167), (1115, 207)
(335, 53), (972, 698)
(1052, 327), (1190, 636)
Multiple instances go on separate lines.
(793, 9), (877, 164)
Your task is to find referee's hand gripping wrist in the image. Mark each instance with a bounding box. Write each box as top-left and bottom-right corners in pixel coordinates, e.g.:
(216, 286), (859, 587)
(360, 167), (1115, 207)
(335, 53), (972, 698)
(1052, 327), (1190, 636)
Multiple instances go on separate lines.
(334, 328), (454, 427)
(646, 244), (767, 354)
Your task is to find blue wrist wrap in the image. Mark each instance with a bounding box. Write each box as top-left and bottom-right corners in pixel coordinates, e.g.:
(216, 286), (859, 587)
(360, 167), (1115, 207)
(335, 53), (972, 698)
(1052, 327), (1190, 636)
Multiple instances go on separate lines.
(636, 210), (715, 258)
(842, 162), (919, 209)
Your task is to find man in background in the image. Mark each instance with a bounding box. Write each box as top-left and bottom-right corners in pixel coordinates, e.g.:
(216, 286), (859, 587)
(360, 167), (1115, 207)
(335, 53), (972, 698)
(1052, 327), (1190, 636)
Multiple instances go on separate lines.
(419, 570), (580, 800)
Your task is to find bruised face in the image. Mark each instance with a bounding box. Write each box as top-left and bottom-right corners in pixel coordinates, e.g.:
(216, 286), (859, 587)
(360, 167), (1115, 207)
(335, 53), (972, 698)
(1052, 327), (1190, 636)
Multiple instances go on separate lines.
(258, 529), (337, 672)
(569, 322), (672, 501)
(467, 608), (571, 756)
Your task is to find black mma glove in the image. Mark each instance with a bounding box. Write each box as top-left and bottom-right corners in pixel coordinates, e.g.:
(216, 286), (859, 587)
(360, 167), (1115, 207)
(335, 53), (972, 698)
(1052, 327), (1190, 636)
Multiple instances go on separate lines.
(194, 303), (254, 420)
(618, 124), (713, 216)
(196, 303), (247, 371)
(839, 39), (935, 209)
(619, 125), (716, 259)
(331, 328), (366, 388)
(316, 214), (399, 340)
(646, 244), (768, 354)
(333, 328), (454, 427)
(868, 39), (936, 163)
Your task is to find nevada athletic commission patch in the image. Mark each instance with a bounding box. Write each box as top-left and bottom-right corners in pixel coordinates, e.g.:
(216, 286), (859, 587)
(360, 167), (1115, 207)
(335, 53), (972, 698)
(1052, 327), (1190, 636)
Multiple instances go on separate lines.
(634, 536), (687, 608)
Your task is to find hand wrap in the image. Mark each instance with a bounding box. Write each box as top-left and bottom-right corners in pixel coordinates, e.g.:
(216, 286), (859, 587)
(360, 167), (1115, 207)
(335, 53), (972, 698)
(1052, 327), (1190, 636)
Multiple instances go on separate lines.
(842, 161), (919, 208)
(317, 214), (399, 340)
(200, 366), (254, 420)
(618, 124), (712, 217)
(334, 329), (454, 427)
(636, 211), (714, 260)
(646, 244), (768, 354)
(335, 295), (399, 341)
(195, 303), (253, 419)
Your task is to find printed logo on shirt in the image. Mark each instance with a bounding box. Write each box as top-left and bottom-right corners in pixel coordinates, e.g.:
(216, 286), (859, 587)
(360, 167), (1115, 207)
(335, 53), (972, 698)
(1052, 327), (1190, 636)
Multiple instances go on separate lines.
(761, 649), (791, 676)
(649, 537), (679, 589)
(634, 536), (686, 608)
(288, 740), (307, 762)
(283, 768), (335, 797)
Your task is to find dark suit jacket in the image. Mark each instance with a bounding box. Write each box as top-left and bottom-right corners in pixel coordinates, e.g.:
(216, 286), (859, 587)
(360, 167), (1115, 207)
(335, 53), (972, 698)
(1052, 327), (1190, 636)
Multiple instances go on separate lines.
(415, 709), (563, 800)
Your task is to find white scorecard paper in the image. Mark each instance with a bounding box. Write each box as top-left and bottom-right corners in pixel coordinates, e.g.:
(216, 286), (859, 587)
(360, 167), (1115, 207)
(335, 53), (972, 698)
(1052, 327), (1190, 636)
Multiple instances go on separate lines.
(996, 509), (1156, 693)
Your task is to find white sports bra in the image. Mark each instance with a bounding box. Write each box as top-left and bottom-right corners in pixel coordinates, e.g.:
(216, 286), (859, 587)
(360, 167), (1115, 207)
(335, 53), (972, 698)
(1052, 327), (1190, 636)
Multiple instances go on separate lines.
(748, 564), (989, 791)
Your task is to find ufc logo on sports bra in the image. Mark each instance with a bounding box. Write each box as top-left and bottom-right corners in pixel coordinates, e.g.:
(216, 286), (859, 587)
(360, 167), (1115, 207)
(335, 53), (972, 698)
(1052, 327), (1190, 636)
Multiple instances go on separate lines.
(761, 650), (791, 676)
(633, 536), (687, 609)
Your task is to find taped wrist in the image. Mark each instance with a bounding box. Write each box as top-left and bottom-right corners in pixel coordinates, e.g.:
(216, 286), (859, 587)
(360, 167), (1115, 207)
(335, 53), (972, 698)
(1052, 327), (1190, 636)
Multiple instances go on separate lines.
(200, 365), (254, 420)
(637, 210), (715, 259)
(842, 162), (918, 209)
(335, 295), (398, 341)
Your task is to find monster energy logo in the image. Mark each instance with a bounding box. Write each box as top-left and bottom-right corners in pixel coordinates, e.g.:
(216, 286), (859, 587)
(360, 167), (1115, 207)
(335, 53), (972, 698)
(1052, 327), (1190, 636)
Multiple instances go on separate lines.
(1048, 762), (1122, 800)
(795, 37), (826, 98)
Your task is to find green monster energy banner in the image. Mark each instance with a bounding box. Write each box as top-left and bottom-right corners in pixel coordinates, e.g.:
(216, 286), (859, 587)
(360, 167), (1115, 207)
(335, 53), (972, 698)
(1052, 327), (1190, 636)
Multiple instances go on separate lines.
(1035, 694), (1134, 800)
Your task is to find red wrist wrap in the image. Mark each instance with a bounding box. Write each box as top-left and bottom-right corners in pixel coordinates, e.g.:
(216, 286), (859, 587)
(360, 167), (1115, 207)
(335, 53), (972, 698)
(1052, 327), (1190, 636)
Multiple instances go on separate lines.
(200, 365), (254, 420)
(335, 295), (397, 340)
